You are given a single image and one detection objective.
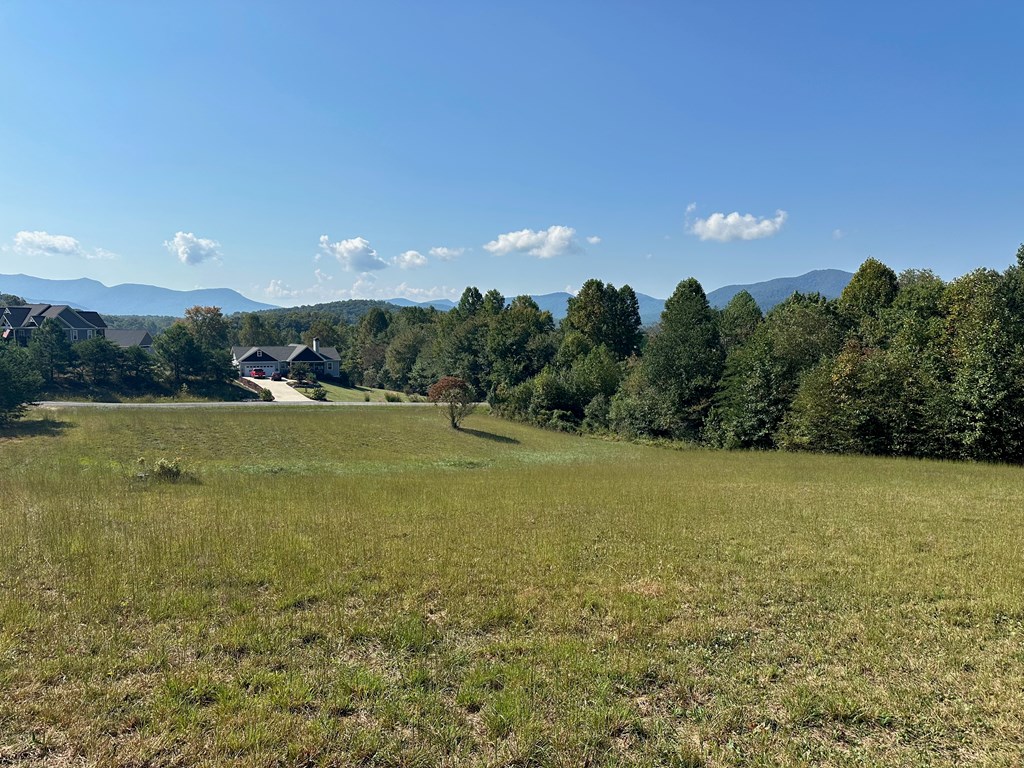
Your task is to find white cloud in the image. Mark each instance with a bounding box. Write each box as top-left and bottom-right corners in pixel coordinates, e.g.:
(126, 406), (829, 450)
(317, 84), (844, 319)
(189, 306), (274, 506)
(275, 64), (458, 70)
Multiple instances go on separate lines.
(394, 250), (428, 270)
(586, 235), (602, 245)
(253, 260), (464, 306)
(389, 282), (459, 301)
(165, 231), (222, 265)
(429, 246), (465, 261)
(318, 235), (388, 272)
(13, 230), (116, 260)
(483, 225), (578, 259)
(832, 228), (846, 240)
(265, 279), (299, 299)
(689, 209), (787, 242)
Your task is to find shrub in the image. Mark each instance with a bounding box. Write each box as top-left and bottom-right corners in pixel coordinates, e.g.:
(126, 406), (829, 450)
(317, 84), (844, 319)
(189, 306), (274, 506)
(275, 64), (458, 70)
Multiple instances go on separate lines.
(384, 392), (402, 402)
(259, 388), (275, 402)
(135, 456), (196, 484)
(309, 386), (327, 401)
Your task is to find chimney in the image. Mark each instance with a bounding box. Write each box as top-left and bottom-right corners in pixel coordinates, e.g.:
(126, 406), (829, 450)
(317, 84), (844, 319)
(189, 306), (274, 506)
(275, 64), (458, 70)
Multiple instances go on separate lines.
(312, 337), (320, 353)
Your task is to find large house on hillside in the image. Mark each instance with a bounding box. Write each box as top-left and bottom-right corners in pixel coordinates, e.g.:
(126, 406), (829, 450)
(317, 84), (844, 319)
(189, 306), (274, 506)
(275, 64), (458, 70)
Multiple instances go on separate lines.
(231, 339), (341, 378)
(1, 304), (108, 345)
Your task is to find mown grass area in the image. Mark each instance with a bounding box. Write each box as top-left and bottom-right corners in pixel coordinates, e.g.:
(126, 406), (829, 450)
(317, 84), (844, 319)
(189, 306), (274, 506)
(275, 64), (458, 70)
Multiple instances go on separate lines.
(1, 407), (1023, 766)
(310, 380), (415, 403)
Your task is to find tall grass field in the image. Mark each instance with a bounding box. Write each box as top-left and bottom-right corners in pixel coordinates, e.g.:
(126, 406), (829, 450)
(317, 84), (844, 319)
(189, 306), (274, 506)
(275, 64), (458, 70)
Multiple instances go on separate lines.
(1, 406), (1022, 766)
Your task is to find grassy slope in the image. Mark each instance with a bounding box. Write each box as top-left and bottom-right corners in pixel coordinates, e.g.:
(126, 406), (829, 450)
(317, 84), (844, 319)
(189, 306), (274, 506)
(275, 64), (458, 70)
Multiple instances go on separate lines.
(1, 407), (1023, 766)
(311, 380), (411, 402)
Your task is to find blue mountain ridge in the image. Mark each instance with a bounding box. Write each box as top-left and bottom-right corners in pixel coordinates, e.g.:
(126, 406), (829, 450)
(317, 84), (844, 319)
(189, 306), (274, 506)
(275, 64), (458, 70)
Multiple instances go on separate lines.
(0, 273), (277, 316)
(2, 269), (854, 322)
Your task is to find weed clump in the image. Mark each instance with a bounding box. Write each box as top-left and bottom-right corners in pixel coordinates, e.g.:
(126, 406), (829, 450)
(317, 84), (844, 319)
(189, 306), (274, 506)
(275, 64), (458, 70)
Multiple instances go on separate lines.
(134, 456), (198, 484)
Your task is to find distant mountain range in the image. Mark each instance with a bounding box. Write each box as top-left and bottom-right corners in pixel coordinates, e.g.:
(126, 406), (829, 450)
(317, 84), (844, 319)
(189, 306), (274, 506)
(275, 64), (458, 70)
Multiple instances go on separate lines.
(2, 269), (854, 323)
(384, 269), (855, 324)
(705, 269), (854, 311)
(0, 273), (276, 316)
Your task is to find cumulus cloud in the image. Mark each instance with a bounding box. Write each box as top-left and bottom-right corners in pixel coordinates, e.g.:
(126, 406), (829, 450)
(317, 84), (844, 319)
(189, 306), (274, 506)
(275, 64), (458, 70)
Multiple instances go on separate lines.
(257, 259), (465, 306)
(689, 209), (787, 242)
(13, 230), (116, 260)
(318, 235), (388, 272)
(586, 235), (602, 245)
(265, 279), (299, 299)
(429, 246), (465, 261)
(388, 282), (459, 301)
(165, 231), (222, 265)
(483, 225), (578, 259)
(394, 250), (428, 270)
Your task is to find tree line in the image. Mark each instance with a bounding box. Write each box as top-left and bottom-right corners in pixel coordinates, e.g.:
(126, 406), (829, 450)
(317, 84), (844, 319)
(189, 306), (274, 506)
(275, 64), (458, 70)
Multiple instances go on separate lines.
(216, 250), (1024, 464)
(6, 248), (1024, 466)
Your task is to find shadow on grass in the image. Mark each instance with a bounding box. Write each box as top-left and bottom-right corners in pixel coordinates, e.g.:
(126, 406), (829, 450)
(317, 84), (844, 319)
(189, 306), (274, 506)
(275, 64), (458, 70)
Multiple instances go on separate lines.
(0, 416), (74, 440)
(459, 427), (520, 444)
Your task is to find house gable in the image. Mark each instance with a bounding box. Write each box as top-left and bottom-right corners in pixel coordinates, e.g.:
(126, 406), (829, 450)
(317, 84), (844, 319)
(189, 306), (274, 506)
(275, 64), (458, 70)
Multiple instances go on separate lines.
(287, 346), (324, 362)
(236, 347), (282, 363)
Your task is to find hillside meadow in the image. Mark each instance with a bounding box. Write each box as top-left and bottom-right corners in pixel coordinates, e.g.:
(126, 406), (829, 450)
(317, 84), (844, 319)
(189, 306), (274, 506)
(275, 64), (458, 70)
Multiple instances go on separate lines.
(1, 406), (1022, 767)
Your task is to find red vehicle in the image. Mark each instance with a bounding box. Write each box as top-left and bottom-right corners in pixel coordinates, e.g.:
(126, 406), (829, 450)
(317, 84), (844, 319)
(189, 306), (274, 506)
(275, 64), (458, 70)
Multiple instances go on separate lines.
(251, 369), (266, 379)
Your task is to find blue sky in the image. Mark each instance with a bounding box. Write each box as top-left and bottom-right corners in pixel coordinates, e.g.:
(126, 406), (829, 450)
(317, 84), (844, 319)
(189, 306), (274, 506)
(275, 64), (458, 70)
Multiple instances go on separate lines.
(1, 2), (1022, 306)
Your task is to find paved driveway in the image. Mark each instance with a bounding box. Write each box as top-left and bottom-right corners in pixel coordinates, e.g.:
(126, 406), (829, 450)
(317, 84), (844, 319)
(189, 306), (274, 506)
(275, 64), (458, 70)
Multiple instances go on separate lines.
(244, 377), (313, 403)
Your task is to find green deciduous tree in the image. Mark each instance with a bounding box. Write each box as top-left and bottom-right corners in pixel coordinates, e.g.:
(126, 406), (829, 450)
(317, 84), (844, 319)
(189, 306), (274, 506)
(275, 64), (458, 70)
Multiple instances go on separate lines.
(838, 258), (899, 329)
(629, 278), (723, 439)
(564, 280), (642, 360)
(486, 296), (557, 391)
(941, 268), (1024, 461)
(719, 290), (763, 353)
(238, 312), (284, 347)
(184, 306), (230, 352)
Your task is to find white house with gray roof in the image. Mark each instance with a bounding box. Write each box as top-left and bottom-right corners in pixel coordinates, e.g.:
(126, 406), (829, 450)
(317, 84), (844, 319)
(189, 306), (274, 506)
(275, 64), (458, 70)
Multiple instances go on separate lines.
(231, 339), (341, 378)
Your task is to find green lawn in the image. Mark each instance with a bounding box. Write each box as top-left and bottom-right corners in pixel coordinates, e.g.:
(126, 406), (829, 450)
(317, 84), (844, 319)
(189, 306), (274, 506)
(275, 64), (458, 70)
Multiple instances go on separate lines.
(1, 406), (1023, 766)
(310, 380), (415, 403)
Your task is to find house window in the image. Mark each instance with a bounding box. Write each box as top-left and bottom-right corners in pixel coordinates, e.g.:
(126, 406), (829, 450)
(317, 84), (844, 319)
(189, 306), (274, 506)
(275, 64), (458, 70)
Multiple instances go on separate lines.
(71, 330), (78, 341)
(257, 350), (263, 357)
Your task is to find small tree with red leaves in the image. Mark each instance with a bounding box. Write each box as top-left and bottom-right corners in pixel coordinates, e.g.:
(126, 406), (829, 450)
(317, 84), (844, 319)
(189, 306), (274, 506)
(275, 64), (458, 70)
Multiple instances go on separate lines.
(428, 376), (477, 429)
